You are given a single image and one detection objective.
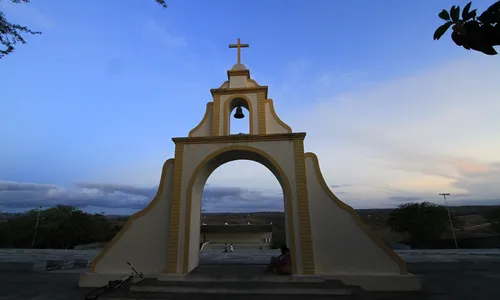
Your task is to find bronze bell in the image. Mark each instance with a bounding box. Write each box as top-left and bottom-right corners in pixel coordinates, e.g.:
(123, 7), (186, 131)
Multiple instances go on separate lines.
(233, 106), (244, 119)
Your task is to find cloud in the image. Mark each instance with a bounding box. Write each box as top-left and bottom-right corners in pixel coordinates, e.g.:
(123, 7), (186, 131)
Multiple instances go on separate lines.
(0, 181), (284, 213)
(388, 196), (422, 203)
(329, 184), (351, 188)
(144, 18), (186, 48)
(277, 54), (500, 207)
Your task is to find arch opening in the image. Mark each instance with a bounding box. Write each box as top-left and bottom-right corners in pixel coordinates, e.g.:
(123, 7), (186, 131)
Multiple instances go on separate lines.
(226, 97), (252, 135)
(183, 149), (295, 274)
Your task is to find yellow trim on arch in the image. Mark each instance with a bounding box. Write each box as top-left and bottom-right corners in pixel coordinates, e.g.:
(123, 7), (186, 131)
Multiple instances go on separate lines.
(181, 145), (298, 275)
(89, 159), (175, 272)
(304, 152), (409, 275)
(211, 94), (221, 136)
(165, 144), (185, 273)
(257, 91), (266, 134)
(293, 140), (315, 274)
(266, 99), (292, 133)
(222, 94), (254, 135)
(188, 102), (213, 137)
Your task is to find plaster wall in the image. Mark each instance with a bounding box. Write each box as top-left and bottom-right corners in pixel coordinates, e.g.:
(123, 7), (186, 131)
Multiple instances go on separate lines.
(177, 141), (301, 273)
(228, 75), (247, 88)
(219, 93), (258, 135)
(84, 159), (174, 275)
(265, 101), (290, 134)
(189, 103), (213, 137)
(304, 154), (404, 275)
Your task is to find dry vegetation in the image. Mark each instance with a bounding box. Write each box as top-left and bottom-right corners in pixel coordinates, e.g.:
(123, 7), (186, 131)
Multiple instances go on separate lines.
(104, 206), (500, 244)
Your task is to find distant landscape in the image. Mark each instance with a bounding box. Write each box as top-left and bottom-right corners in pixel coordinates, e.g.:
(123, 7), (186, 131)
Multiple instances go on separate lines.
(1, 205), (499, 249)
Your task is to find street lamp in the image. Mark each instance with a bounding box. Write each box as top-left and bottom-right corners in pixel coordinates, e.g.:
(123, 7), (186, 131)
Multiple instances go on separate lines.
(439, 193), (458, 249)
(31, 205), (42, 248)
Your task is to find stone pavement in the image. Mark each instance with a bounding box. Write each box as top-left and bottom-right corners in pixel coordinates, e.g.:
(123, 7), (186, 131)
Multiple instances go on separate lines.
(3, 261), (500, 299)
(1, 248), (500, 270)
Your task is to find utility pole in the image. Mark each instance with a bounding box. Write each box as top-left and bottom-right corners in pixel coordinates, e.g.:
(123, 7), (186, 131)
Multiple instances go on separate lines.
(439, 193), (458, 249)
(31, 205), (42, 248)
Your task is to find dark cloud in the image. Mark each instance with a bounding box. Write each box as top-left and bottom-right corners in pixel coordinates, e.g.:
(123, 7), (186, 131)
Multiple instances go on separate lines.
(0, 181), (284, 213)
(329, 184), (351, 188)
(388, 196), (421, 202)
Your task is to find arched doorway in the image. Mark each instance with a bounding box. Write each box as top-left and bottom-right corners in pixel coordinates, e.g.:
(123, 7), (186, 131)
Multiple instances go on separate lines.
(181, 146), (297, 274)
(199, 160), (284, 262)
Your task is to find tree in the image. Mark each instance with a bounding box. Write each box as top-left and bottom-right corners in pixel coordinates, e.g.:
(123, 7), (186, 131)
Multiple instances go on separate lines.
(387, 202), (451, 246)
(483, 206), (500, 233)
(0, 0), (168, 59)
(0, 205), (121, 249)
(434, 1), (500, 55)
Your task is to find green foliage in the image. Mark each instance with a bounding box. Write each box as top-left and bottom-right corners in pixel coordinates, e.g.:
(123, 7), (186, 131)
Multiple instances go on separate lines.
(483, 207), (500, 233)
(0, 0), (41, 59)
(387, 202), (451, 246)
(0, 0), (167, 59)
(434, 1), (500, 55)
(0, 205), (120, 249)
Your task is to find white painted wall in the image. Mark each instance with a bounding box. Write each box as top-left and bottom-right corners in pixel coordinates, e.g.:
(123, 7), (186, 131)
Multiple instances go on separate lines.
(190, 103), (212, 137)
(305, 156), (402, 274)
(265, 101), (290, 134)
(91, 160), (174, 274)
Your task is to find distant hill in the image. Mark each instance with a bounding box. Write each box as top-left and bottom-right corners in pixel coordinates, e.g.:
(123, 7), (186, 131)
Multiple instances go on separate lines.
(102, 206), (500, 244)
(2, 205), (499, 245)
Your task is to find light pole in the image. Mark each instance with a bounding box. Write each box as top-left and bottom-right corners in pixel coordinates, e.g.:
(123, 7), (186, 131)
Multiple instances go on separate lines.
(439, 193), (458, 249)
(31, 205), (42, 248)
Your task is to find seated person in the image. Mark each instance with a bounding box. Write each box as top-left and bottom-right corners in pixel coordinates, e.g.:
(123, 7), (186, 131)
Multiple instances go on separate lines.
(265, 245), (291, 275)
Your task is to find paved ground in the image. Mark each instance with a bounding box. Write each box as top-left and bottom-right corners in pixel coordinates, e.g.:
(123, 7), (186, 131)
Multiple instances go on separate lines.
(1, 249), (500, 299)
(2, 248), (500, 267)
(2, 261), (500, 299)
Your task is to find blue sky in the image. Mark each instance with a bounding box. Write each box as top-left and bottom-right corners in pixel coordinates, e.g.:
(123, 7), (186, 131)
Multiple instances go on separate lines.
(1, 0), (499, 214)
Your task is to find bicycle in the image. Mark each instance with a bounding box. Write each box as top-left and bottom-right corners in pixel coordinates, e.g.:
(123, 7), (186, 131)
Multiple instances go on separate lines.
(84, 261), (144, 300)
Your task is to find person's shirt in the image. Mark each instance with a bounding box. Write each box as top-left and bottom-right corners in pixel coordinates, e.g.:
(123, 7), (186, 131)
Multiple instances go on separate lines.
(281, 252), (291, 272)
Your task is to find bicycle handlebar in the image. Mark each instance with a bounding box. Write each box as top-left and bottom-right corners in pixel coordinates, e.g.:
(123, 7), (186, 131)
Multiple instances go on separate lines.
(126, 261), (144, 279)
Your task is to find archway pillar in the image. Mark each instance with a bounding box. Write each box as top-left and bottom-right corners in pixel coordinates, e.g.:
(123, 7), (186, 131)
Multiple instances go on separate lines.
(164, 133), (315, 276)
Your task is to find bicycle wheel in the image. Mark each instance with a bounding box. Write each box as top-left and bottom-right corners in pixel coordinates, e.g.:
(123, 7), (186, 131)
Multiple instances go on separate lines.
(84, 286), (108, 300)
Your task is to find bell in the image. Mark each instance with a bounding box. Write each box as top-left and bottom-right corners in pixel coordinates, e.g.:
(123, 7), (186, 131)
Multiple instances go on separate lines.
(233, 106), (244, 119)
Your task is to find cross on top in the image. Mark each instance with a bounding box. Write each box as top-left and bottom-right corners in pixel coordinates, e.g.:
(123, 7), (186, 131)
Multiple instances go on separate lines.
(229, 38), (249, 65)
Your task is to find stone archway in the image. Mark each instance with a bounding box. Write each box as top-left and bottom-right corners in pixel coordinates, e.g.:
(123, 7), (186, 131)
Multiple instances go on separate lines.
(79, 48), (421, 291)
(181, 145), (297, 274)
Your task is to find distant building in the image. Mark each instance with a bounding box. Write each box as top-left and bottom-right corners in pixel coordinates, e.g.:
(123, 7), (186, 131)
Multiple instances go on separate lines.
(200, 224), (272, 245)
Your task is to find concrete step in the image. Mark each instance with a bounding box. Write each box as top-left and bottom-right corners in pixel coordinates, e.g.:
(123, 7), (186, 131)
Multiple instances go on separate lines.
(101, 291), (358, 300)
(130, 285), (353, 295)
(133, 278), (347, 290)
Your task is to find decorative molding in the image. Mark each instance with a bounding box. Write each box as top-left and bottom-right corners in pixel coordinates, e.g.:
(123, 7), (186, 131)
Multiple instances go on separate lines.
(210, 86), (268, 99)
(173, 132), (306, 145)
(227, 69), (250, 79)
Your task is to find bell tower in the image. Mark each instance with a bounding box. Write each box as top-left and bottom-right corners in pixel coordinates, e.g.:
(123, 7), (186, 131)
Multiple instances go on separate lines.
(188, 38), (292, 137)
